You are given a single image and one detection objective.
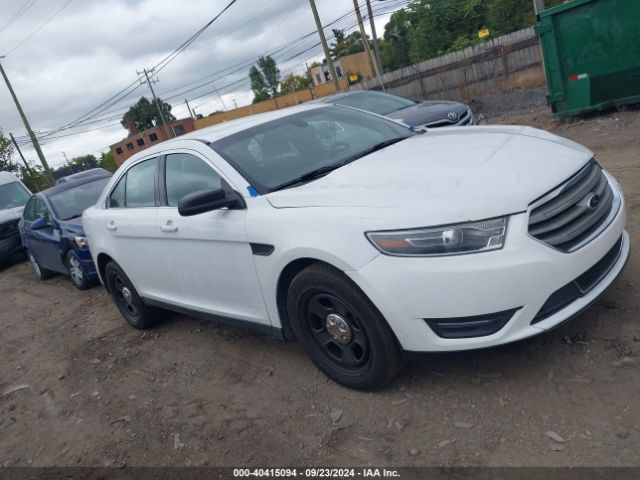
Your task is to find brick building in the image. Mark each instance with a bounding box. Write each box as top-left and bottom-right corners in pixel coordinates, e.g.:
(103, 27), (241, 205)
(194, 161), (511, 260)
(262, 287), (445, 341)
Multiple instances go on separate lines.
(110, 117), (196, 166)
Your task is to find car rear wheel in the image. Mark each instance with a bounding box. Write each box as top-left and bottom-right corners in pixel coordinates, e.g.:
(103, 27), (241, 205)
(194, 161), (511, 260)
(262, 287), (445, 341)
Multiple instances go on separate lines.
(66, 251), (91, 290)
(28, 250), (53, 280)
(287, 263), (404, 390)
(104, 261), (161, 330)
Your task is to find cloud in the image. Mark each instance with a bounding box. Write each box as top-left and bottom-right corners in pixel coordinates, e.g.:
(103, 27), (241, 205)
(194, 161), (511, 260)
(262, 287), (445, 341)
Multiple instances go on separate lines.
(0, 0), (399, 168)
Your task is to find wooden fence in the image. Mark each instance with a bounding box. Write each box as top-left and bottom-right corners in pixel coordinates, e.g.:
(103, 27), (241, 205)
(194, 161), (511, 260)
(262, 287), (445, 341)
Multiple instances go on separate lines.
(351, 27), (543, 101)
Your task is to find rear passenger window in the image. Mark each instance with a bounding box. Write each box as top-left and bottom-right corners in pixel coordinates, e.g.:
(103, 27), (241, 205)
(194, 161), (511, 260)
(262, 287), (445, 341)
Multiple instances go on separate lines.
(165, 153), (223, 207)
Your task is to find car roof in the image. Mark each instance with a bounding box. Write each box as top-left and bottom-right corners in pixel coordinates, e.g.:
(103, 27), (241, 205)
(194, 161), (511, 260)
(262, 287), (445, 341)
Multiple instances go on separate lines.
(176, 102), (328, 144)
(319, 90), (386, 103)
(0, 171), (21, 186)
(39, 172), (112, 197)
(63, 168), (110, 180)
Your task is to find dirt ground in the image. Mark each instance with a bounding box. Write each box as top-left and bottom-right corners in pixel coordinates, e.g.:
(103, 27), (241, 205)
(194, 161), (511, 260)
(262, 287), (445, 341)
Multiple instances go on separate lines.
(1, 98), (639, 468)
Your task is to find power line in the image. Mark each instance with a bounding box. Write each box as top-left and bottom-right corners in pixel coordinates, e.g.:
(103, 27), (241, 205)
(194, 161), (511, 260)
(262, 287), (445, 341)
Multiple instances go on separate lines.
(20, 0), (408, 144)
(0, 0), (38, 36)
(3, 0), (74, 56)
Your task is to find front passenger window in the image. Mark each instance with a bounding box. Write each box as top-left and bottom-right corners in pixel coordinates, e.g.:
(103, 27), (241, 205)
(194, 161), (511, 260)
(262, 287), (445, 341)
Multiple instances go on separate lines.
(165, 153), (223, 207)
(126, 159), (157, 207)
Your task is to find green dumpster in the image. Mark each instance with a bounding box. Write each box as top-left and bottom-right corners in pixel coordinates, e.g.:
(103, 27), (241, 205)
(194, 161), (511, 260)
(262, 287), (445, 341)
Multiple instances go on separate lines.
(535, 0), (640, 118)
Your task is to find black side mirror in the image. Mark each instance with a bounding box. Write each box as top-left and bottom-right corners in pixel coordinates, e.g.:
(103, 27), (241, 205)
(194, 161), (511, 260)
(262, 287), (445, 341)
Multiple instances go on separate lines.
(178, 188), (245, 217)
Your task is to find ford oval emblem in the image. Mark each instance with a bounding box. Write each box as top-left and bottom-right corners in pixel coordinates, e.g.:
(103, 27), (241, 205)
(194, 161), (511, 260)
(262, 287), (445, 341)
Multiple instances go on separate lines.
(447, 111), (458, 121)
(587, 193), (600, 209)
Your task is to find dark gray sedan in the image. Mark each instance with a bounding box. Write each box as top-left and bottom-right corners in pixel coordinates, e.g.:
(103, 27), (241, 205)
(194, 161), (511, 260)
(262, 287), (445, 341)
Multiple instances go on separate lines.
(320, 90), (475, 129)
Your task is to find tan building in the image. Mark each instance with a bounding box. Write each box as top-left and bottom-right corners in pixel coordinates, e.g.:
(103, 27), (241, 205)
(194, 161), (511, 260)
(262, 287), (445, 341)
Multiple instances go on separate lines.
(110, 117), (196, 166)
(339, 51), (374, 81)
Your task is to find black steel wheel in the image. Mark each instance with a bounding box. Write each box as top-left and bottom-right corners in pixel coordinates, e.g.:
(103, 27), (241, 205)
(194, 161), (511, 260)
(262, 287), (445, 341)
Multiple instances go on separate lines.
(104, 261), (160, 329)
(287, 263), (404, 390)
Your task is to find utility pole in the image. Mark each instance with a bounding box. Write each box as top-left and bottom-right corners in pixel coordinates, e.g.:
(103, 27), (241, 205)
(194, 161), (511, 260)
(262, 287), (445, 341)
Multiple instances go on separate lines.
(0, 57), (54, 185)
(9, 133), (35, 177)
(211, 81), (228, 111)
(353, 0), (384, 91)
(365, 0), (383, 77)
(184, 99), (194, 119)
(308, 0), (341, 92)
(138, 68), (172, 139)
(533, 0), (545, 15)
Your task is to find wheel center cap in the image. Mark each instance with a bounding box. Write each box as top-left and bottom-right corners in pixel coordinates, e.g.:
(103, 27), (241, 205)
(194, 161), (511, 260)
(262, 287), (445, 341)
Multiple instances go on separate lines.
(326, 313), (352, 345)
(121, 286), (133, 306)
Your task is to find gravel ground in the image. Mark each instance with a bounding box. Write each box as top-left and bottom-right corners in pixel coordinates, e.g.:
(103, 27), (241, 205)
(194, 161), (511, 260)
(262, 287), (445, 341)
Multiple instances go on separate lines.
(471, 86), (549, 121)
(1, 96), (639, 468)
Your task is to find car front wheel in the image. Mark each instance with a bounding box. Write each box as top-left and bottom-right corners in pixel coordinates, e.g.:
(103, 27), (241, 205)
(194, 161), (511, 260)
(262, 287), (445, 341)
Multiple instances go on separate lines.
(104, 261), (161, 329)
(67, 251), (91, 290)
(287, 263), (404, 390)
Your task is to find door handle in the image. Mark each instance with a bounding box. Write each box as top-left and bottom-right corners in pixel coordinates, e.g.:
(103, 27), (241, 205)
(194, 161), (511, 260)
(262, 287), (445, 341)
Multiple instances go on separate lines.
(106, 221), (117, 231)
(160, 221), (178, 233)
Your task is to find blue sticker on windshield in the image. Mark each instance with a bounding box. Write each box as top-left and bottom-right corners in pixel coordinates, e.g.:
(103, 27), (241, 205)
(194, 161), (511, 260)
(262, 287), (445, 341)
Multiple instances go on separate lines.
(247, 185), (259, 197)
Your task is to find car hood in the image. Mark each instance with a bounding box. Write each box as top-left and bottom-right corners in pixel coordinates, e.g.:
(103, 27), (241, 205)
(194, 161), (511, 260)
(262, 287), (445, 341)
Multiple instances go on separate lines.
(386, 100), (468, 126)
(265, 126), (593, 228)
(0, 207), (24, 224)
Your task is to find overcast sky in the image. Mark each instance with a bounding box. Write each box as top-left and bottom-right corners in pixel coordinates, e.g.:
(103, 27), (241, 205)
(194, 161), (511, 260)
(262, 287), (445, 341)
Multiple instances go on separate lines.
(0, 0), (404, 169)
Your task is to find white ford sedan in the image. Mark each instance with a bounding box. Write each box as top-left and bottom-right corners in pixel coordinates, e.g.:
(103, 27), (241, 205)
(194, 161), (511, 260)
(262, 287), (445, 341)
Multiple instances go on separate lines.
(83, 104), (628, 390)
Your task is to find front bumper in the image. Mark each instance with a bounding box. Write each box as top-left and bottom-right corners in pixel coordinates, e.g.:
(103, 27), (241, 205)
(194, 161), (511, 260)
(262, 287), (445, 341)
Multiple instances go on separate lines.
(71, 248), (98, 279)
(348, 187), (628, 352)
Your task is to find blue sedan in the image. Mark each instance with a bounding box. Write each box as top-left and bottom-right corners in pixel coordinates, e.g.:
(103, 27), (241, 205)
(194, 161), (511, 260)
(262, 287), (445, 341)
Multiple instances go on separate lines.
(19, 172), (111, 289)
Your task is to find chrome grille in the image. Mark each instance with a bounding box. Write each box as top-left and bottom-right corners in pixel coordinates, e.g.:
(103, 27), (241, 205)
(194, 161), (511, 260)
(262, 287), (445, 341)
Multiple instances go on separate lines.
(424, 108), (473, 128)
(528, 160), (615, 252)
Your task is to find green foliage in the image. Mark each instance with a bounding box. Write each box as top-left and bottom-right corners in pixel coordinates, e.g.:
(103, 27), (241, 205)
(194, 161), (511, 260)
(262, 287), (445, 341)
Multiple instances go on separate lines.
(121, 97), (176, 135)
(249, 56), (281, 103)
(19, 165), (48, 192)
(98, 151), (117, 173)
(330, 29), (368, 59)
(280, 74), (309, 95)
(0, 129), (18, 173)
(380, 0), (559, 71)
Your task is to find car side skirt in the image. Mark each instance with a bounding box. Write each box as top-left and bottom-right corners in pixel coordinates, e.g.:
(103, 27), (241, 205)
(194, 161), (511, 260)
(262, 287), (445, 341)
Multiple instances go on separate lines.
(142, 297), (285, 340)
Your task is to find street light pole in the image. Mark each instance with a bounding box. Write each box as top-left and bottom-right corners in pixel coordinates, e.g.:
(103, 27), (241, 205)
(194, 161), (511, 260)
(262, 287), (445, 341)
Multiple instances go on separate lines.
(0, 57), (54, 185)
(308, 0), (341, 92)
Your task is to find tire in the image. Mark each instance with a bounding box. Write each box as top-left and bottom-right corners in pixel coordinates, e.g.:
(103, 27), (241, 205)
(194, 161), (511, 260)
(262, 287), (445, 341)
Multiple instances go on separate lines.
(104, 261), (161, 330)
(28, 250), (54, 280)
(287, 263), (405, 390)
(66, 251), (91, 290)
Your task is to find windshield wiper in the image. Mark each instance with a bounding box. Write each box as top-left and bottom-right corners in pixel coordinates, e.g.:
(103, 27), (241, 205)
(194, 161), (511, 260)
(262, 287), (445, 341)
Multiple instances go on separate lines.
(269, 137), (410, 193)
(270, 164), (345, 192)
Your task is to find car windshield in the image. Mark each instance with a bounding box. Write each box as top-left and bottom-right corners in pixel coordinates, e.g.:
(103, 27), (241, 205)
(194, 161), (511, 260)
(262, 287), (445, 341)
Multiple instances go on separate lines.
(0, 182), (30, 210)
(330, 92), (417, 115)
(211, 107), (414, 194)
(48, 177), (110, 221)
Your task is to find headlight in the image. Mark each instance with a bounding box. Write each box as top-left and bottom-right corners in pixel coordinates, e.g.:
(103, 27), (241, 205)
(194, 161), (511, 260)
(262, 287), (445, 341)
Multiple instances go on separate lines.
(74, 236), (88, 249)
(366, 217), (508, 256)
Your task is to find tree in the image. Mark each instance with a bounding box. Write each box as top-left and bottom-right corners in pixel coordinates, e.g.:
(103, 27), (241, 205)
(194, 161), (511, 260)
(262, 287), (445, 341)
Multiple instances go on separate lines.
(98, 151), (117, 173)
(121, 96), (176, 135)
(249, 65), (270, 103)
(330, 29), (368, 59)
(280, 74), (308, 95)
(248, 55), (281, 103)
(0, 130), (17, 173)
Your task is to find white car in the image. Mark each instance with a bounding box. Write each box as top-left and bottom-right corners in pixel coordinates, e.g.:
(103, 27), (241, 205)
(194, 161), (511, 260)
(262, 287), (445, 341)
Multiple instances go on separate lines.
(83, 104), (628, 390)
